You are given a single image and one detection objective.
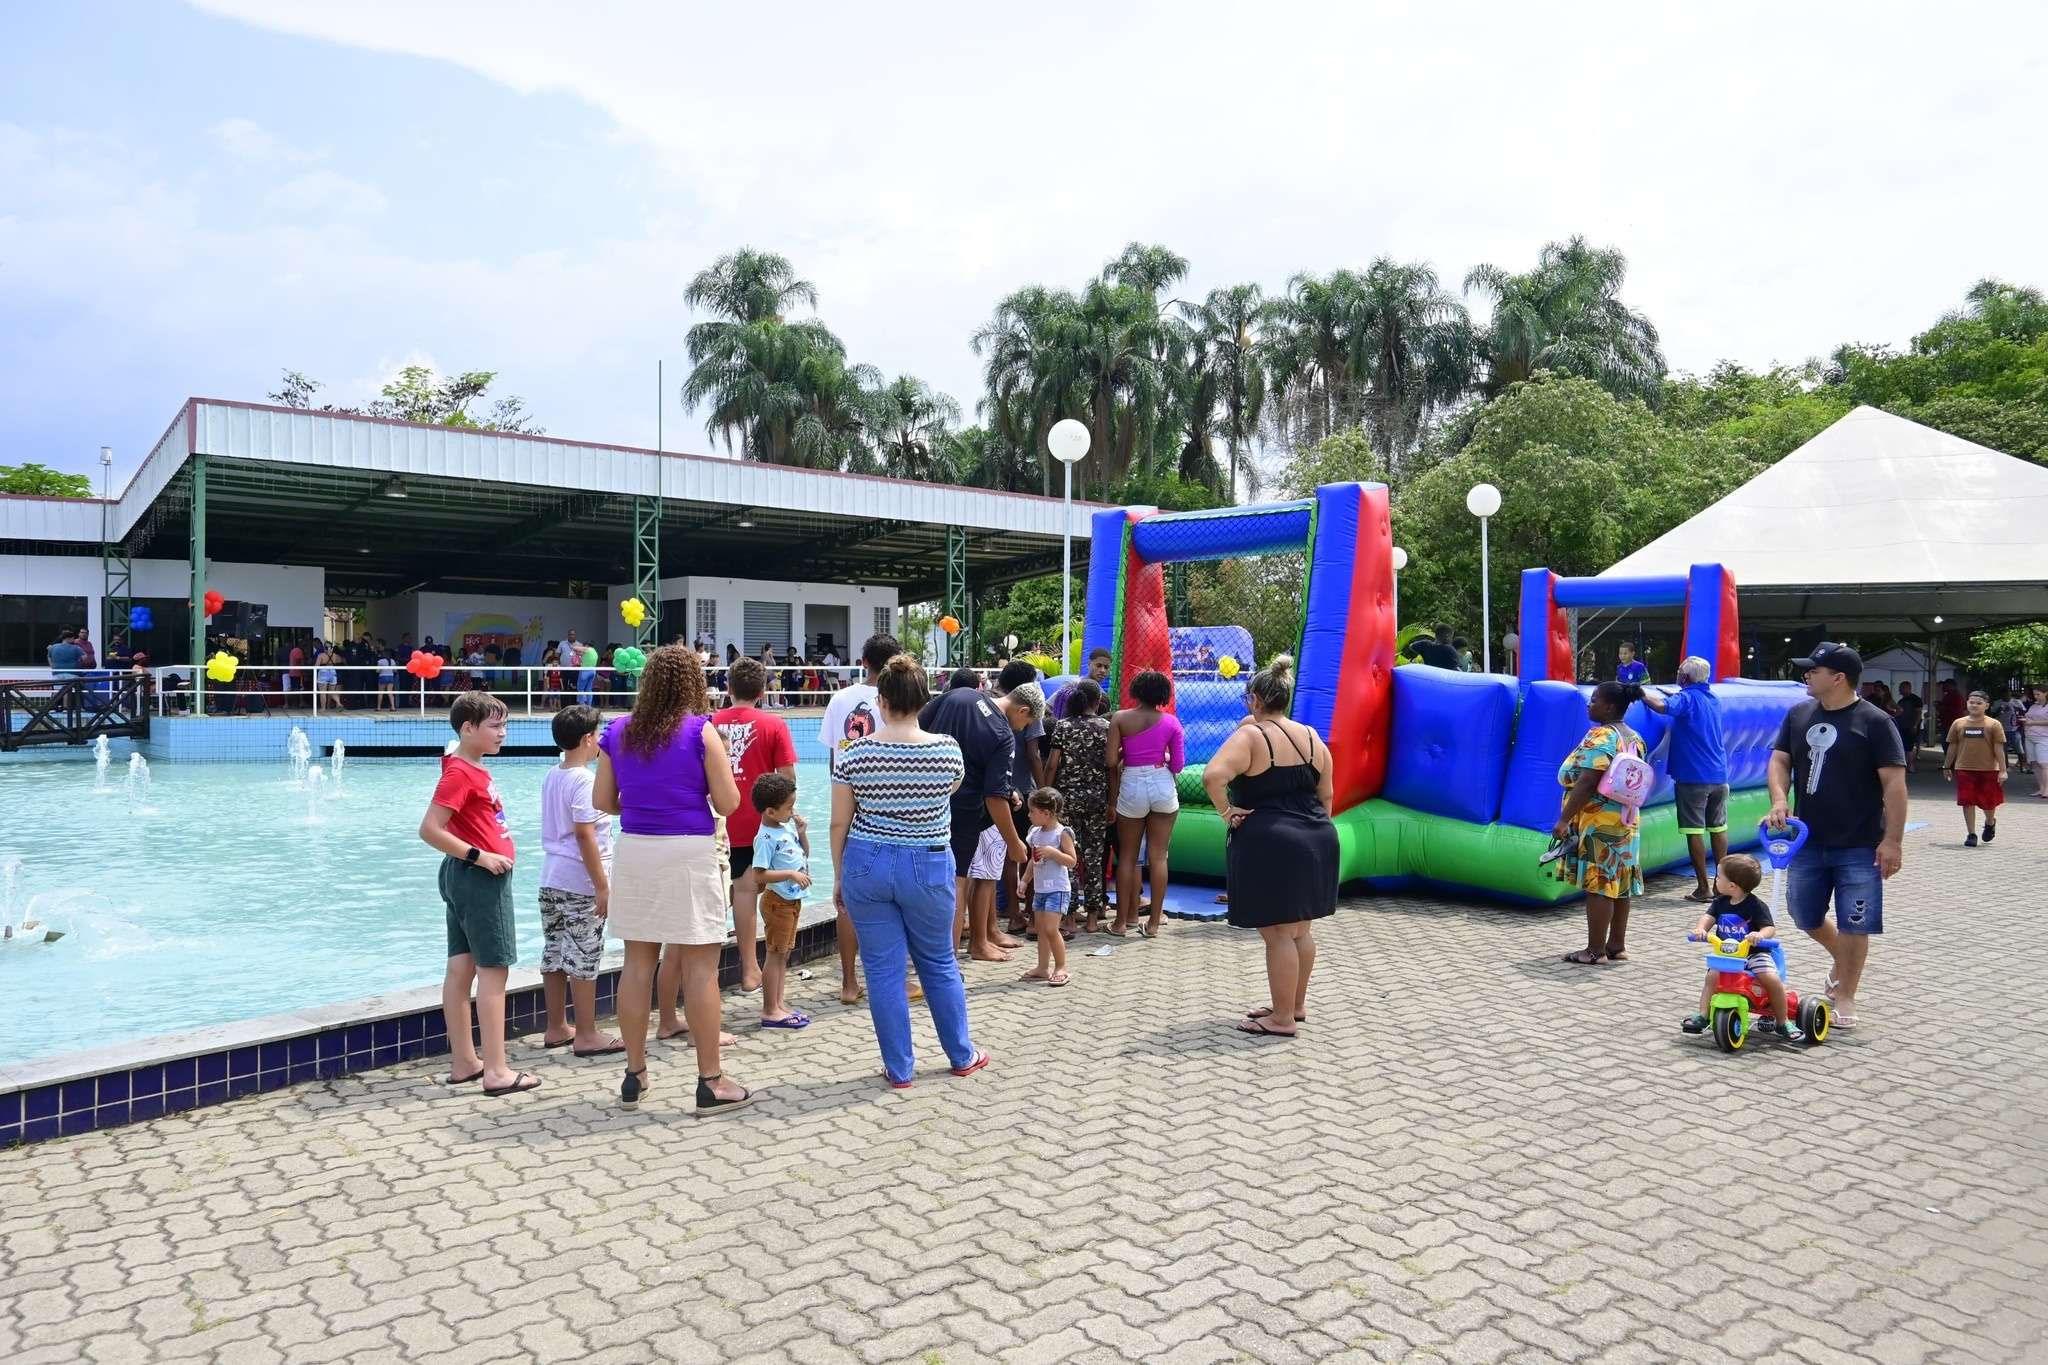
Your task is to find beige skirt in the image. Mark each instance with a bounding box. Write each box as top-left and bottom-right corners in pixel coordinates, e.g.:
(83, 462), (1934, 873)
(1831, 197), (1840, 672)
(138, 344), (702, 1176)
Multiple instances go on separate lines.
(608, 832), (728, 946)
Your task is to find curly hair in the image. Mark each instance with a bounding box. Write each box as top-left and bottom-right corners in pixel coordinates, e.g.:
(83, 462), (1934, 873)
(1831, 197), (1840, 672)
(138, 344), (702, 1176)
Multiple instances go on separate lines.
(623, 645), (707, 758)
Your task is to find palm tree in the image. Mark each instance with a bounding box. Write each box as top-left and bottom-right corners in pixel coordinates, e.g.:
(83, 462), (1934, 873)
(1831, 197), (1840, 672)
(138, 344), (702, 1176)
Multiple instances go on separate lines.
(1464, 236), (1665, 405)
(1064, 279), (1171, 498)
(872, 375), (963, 482)
(683, 249), (847, 462)
(1102, 242), (1190, 296)
(684, 248), (817, 325)
(1349, 259), (1475, 477)
(973, 286), (1075, 495)
(1262, 269), (1367, 449)
(1177, 284), (1271, 501)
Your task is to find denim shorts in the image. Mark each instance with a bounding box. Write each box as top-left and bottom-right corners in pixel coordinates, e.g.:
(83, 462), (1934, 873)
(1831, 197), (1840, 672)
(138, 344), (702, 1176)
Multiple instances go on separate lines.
(1117, 765), (1180, 818)
(1785, 844), (1884, 935)
(1031, 890), (1071, 916)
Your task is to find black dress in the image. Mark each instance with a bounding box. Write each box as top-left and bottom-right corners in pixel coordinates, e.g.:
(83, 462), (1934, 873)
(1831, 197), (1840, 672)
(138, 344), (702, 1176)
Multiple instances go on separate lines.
(1225, 723), (1339, 928)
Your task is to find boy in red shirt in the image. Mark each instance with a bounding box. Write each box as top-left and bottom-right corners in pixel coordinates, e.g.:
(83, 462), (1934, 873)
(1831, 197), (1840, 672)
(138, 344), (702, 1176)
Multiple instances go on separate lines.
(710, 658), (803, 1023)
(417, 691), (539, 1096)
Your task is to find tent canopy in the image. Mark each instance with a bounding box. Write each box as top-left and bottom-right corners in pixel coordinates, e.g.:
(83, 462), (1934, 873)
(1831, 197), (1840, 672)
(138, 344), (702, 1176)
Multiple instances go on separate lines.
(1603, 406), (2048, 632)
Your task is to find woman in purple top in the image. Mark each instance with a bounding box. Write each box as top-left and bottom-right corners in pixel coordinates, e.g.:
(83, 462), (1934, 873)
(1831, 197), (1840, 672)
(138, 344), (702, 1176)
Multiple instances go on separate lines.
(594, 647), (750, 1115)
(1108, 669), (1186, 939)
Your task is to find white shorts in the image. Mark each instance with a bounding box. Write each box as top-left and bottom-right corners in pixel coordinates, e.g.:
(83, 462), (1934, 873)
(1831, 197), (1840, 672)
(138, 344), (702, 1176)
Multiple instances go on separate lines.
(1117, 765), (1180, 819)
(968, 823), (1008, 881)
(2027, 737), (2048, 765)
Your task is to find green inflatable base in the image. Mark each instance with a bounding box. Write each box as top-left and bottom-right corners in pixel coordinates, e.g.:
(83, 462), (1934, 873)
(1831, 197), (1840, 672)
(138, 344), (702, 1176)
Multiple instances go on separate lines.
(1165, 787), (1775, 906)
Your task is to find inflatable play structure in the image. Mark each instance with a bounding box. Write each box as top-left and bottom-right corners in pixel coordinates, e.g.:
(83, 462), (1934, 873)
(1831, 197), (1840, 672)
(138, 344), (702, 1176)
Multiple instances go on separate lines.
(1068, 482), (1803, 905)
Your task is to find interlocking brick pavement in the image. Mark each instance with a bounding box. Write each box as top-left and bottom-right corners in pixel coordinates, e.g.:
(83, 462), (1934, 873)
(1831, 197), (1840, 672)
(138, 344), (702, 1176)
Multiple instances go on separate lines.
(3, 780), (2044, 1363)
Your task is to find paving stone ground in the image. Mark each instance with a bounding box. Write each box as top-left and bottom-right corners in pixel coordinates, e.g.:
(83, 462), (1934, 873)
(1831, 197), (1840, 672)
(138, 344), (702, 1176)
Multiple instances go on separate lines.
(3, 776), (2045, 1364)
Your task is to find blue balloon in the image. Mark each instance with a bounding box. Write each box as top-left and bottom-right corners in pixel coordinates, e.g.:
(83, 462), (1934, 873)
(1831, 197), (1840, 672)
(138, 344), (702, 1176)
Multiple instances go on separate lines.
(128, 605), (153, 631)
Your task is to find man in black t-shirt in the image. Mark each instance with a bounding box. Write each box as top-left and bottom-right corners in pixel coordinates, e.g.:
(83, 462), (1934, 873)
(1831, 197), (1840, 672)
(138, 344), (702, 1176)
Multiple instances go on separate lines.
(1767, 643), (1907, 1032)
(1405, 624), (1462, 671)
(921, 681), (1040, 958)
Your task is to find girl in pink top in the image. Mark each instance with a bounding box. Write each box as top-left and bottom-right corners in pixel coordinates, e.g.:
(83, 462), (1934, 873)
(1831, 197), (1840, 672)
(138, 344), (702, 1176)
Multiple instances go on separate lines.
(1108, 670), (1185, 938)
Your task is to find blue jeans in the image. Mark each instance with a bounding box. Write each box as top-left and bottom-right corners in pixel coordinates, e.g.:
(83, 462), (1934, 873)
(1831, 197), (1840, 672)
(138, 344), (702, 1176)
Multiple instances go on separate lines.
(576, 669), (596, 706)
(1786, 844), (1884, 935)
(840, 837), (977, 1082)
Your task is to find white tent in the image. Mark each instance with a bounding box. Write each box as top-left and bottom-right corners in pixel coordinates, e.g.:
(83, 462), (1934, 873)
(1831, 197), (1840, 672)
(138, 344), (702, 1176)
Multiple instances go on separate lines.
(1604, 405), (2048, 632)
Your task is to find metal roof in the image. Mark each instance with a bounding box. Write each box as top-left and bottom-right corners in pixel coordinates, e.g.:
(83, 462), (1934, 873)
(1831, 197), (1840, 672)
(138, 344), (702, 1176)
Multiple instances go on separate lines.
(3, 400), (1102, 601)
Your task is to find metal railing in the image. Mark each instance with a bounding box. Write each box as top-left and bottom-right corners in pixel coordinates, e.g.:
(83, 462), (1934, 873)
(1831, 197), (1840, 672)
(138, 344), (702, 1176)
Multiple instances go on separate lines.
(138, 663), (1015, 717)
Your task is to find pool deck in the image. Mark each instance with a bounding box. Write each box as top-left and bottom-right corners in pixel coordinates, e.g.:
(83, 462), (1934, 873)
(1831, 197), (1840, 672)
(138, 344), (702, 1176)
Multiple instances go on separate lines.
(2, 778), (2043, 1363)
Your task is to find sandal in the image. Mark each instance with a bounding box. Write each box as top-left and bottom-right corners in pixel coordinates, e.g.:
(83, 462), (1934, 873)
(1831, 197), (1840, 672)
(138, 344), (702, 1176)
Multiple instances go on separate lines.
(1247, 1007), (1307, 1023)
(481, 1071), (542, 1097)
(572, 1039), (627, 1057)
(443, 1067), (484, 1086)
(693, 1073), (756, 1117)
(1236, 1019), (1296, 1039)
(1561, 950), (1604, 966)
(1604, 947), (1629, 962)
(621, 1066), (649, 1110)
(949, 1049), (991, 1078)
(759, 1011), (810, 1030)
(1046, 971), (1070, 987)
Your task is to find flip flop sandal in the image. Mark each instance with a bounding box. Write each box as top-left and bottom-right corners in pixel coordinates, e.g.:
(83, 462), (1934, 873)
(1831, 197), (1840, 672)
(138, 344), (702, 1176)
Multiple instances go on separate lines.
(883, 1072), (913, 1090)
(1247, 1007), (1307, 1022)
(1236, 1019), (1296, 1038)
(693, 1074), (757, 1117)
(443, 1067), (484, 1085)
(572, 1040), (628, 1056)
(1561, 951), (1605, 965)
(543, 1038), (575, 1049)
(481, 1071), (542, 1097)
(1047, 973), (1071, 987)
(759, 1011), (811, 1030)
(949, 1050), (992, 1078)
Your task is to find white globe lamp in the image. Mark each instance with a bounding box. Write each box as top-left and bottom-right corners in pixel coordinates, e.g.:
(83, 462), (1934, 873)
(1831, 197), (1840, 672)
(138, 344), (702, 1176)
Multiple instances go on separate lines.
(1049, 419), (1092, 675)
(1466, 483), (1501, 672)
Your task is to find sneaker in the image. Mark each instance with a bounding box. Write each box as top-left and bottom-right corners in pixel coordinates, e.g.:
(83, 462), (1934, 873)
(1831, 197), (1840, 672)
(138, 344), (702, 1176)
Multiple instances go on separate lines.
(1780, 1021), (1806, 1044)
(1983, 822), (1997, 844)
(1965, 833), (1979, 848)
(1681, 1013), (1709, 1034)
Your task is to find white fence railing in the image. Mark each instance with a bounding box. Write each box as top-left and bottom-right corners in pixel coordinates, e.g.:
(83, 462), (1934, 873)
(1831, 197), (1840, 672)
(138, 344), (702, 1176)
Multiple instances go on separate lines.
(137, 663), (1014, 717)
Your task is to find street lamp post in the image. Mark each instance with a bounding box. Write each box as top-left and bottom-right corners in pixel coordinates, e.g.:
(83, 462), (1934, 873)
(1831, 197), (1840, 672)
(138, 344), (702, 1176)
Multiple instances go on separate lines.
(1047, 419), (1091, 674)
(1390, 545), (1408, 628)
(1466, 483), (1501, 674)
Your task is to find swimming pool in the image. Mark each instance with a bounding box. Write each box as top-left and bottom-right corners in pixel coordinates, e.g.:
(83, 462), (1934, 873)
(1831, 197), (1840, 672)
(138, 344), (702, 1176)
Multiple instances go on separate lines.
(0, 748), (837, 1066)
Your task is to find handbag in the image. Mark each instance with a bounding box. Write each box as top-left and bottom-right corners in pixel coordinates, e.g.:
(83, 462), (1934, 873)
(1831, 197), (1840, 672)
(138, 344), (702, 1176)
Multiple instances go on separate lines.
(1596, 725), (1653, 825)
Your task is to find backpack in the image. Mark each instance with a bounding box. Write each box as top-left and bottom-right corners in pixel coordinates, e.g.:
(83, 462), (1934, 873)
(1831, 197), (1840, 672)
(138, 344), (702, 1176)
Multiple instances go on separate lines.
(1596, 725), (1653, 824)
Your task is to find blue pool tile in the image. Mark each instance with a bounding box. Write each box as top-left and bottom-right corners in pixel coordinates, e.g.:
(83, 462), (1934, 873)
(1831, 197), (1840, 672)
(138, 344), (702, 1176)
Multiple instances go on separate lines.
(96, 1102), (129, 1129)
(374, 1019), (400, 1048)
(229, 1047), (257, 1078)
(0, 1093), (18, 1127)
(61, 1078), (96, 1113)
(288, 1061), (319, 1085)
(163, 1087), (197, 1114)
(197, 1081), (227, 1107)
(24, 1117), (58, 1143)
(290, 1035), (318, 1065)
(372, 1045), (398, 1068)
(225, 1075), (258, 1100)
(26, 1086), (58, 1121)
(396, 1039), (425, 1062)
(315, 1058), (347, 1080)
(130, 1064), (162, 1097)
(130, 1095), (164, 1122)
(198, 1053), (227, 1085)
(258, 1069), (287, 1092)
(98, 1073), (130, 1105)
(319, 1030), (346, 1060)
(345, 1024), (373, 1053)
(0, 1124), (20, 1148)
(346, 1050), (371, 1072)
(166, 1058), (196, 1091)
(60, 1110), (97, 1137)
(260, 1041), (288, 1072)
(399, 1014), (424, 1042)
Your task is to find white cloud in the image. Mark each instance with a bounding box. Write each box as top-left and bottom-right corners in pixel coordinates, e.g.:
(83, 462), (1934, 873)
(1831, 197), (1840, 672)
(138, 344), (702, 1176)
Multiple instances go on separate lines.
(209, 116), (312, 164)
(265, 170), (388, 219)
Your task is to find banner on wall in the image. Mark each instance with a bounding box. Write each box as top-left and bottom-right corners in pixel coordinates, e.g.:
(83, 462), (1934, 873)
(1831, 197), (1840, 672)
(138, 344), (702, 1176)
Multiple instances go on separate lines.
(446, 613), (545, 661)
(1168, 625), (1256, 677)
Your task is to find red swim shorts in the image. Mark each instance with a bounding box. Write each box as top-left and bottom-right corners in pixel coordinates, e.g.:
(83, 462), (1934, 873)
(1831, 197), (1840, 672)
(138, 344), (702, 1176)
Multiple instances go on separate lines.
(1954, 769), (2005, 810)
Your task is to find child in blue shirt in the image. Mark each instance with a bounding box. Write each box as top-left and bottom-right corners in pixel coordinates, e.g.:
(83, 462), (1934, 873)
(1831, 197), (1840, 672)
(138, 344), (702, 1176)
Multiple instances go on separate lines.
(749, 772), (811, 1030)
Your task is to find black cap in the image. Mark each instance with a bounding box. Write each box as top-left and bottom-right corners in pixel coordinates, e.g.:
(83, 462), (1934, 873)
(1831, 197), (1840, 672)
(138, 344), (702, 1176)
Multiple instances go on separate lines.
(1790, 642), (1862, 682)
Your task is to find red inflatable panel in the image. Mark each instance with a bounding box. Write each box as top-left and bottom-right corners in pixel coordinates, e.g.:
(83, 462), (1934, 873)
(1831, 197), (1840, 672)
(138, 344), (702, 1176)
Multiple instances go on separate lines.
(1716, 569), (1742, 682)
(1327, 484), (1395, 812)
(1117, 528), (1172, 710)
(1545, 576), (1571, 681)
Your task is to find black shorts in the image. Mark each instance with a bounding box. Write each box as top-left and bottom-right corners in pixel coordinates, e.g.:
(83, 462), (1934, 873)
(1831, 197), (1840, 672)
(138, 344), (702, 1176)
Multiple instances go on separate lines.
(950, 800), (993, 878)
(729, 844), (754, 882)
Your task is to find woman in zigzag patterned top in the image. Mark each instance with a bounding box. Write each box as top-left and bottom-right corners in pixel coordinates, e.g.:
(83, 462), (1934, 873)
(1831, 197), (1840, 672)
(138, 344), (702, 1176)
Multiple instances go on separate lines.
(830, 654), (991, 1089)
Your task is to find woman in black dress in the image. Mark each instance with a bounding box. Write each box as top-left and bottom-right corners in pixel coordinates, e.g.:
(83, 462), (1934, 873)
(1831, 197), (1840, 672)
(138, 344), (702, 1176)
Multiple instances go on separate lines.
(1201, 656), (1337, 1038)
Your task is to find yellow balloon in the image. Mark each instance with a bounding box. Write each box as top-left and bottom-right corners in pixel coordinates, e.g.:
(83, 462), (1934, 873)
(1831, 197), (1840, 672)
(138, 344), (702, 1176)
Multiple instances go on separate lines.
(1218, 655), (1241, 679)
(205, 650), (239, 683)
(619, 597), (647, 628)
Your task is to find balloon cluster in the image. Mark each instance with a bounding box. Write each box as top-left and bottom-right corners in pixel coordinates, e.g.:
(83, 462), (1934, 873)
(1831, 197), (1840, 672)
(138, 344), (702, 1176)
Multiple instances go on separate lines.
(128, 605), (154, 632)
(406, 650), (444, 680)
(204, 651), (238, 683)
(1218, 655), (1241, 679)
(939, 615), (961, 636)
(201, 589), (225, 618)
(612, 645), (648, 675)
(619, 597), (648, 629)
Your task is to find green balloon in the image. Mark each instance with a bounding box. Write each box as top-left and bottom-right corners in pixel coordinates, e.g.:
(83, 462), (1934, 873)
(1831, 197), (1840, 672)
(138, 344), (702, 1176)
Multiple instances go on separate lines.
(612, 646), (647, 675)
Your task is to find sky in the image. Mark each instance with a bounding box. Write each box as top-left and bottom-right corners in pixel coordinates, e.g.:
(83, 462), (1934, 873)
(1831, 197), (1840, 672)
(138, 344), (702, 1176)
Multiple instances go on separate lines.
(4, 1), (2046, 486)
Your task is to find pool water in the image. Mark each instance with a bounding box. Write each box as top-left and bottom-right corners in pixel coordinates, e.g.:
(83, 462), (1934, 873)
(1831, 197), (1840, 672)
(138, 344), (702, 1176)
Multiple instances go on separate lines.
(0, 754), (836, 1066)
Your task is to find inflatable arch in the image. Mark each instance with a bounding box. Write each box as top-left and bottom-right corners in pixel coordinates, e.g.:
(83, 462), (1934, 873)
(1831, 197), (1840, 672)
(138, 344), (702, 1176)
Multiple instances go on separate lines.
(1072, 483), (1803, 905)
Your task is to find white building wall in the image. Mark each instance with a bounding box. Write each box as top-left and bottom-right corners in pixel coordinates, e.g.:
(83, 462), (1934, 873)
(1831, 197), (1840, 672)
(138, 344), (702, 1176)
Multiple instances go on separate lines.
(409, 591), (609, 656)
(0, 554), (324, 666)
(609, 576), (898, 659)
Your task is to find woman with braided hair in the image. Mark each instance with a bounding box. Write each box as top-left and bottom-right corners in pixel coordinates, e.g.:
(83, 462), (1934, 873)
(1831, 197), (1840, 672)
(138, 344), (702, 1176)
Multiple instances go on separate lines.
(594, 645), (755, 1116)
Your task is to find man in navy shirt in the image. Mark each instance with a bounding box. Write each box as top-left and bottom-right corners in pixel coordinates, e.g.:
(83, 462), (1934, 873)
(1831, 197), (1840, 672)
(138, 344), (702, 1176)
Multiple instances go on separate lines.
(1615, 641), (1650, 686)
(1642, 656), (1727, 902)
(921, 679), (1039, 958)
(46, 629), (84, 674)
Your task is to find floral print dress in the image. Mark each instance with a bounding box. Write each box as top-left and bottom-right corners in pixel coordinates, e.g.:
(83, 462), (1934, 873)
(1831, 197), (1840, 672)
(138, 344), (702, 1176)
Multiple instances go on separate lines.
(1050, 714), (1112, 917)
(1555, 723), (1645, 899)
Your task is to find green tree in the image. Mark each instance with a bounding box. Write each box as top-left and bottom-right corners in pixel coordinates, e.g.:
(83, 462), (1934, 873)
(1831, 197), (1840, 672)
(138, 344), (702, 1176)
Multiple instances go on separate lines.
(1176, 284), (1272, 501)
(1263, 268), (1368, 449)
(1464, 236), (1666, 407)
(1660, 361), (1852, 464)
(1968, 624), (2048, 679)
(1348, 258), (1476, 478)
(268, 366), (542, 432)
(1277, 427), (1388, 498)
(0, 462), (92, 496)
(871, 375), (963, 482)
(942, 425), (1037, 493)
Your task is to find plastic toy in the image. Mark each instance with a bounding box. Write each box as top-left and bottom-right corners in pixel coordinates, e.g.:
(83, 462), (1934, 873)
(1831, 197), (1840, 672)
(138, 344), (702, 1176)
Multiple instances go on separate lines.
(204, 651), (238, 683)
(1683, 816), (1831, 1053)
(619, 597), (647, 629)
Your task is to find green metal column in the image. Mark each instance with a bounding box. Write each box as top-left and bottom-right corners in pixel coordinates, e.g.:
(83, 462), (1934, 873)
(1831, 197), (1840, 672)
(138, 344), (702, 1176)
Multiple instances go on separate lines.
(1168, 562), (1189, 625)
(103, 532), (132, 662)
(944, 525), (968, 667)
(189, 454), (208, 717)
(632, 495), (660, 649)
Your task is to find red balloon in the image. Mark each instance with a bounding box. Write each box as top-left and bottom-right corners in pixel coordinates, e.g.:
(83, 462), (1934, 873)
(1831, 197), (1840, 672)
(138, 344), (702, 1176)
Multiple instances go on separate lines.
(202, 590), (225, 617)
(406, 650), (444, 680)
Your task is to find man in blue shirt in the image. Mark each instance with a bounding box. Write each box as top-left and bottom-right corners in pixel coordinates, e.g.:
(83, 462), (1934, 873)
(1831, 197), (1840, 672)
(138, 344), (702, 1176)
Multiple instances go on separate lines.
(1615, 642), (1649, 686)
(46, 629), (84, 675)
(1642, 655), (1727, 902)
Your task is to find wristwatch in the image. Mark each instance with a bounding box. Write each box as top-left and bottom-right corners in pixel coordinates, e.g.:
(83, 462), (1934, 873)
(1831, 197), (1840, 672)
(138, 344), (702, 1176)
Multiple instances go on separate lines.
(465, 845), (482, 864)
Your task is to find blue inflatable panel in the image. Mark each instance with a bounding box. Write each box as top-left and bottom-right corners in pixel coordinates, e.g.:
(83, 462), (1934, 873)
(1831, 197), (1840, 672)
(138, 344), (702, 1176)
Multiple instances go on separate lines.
(1176, 679), (1246, 764)
(1294, 484), (1356, 740)
(1082, 508), (1129, 662)
(1129, 500), (1313, 564)
(1500, 681), (1592, 830)
(1711, 680), (1805, 789)
(1553, 575), (1688, 608)
(1623, 698), (1677, 807)
(1380, 667), (1520, 824)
